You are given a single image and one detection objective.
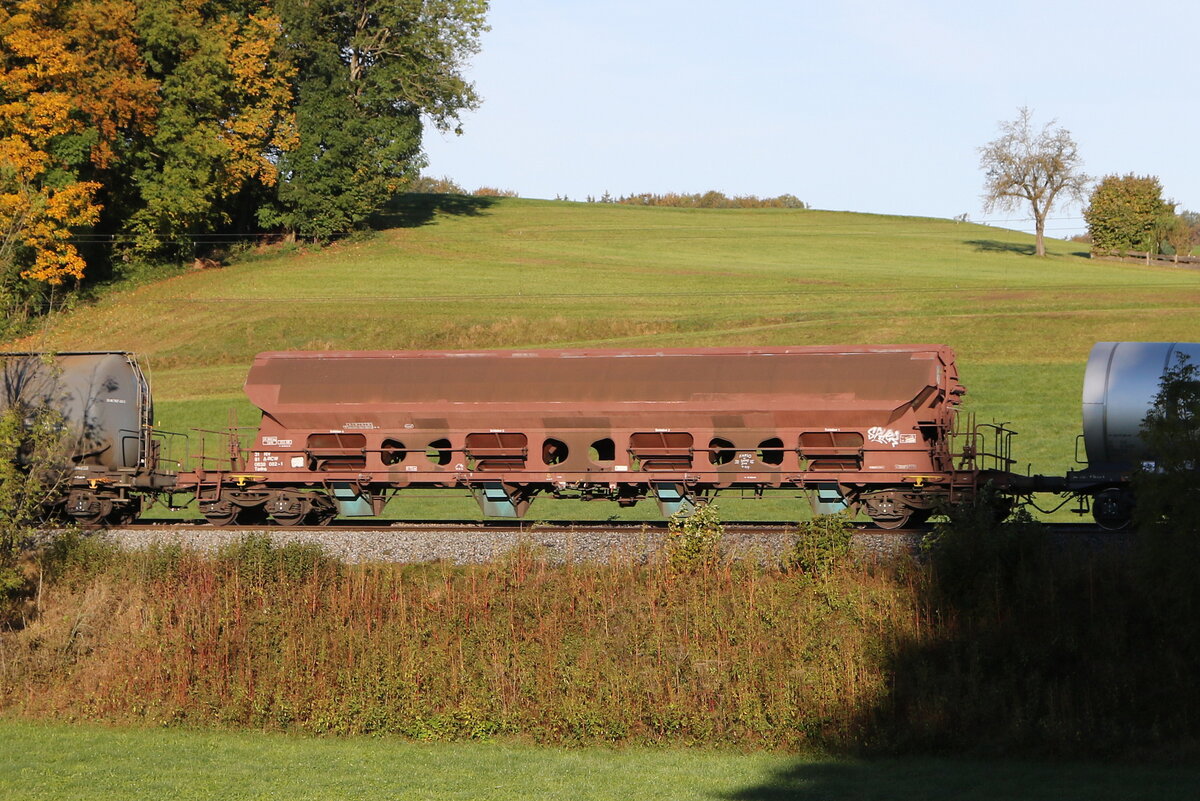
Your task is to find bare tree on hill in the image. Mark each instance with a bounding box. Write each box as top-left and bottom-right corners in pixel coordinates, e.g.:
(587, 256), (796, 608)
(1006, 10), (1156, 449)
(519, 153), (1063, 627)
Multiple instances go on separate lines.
(979, 107), (1090, 257)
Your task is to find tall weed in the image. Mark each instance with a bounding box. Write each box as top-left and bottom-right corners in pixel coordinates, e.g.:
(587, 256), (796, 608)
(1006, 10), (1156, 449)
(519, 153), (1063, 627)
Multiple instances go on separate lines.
(6, 525), (1200, 757)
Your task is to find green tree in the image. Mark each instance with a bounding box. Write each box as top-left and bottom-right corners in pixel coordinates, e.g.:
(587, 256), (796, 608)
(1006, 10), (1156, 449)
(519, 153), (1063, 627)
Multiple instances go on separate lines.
(1132, 354), (1200, 639)
(266, 0), (488, 239)
(123, 0), (297, 259)
(978, 107), (1089, 257)
(1083, 174), (1174, 258)
(1163, 210), (1198, 263)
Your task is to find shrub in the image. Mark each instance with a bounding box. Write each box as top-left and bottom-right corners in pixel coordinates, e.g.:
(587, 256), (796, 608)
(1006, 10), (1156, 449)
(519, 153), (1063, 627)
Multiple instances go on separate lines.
(0, 403), (71, 628)
(663, 504), (724, 570)
(216, 534), (342, 586)
(610, 191), (807, 209)
(405, 175), (466, 194)
(472, 187), (518, 198)
(787, 513), (853, 575)
(920, 486), (1046, 612)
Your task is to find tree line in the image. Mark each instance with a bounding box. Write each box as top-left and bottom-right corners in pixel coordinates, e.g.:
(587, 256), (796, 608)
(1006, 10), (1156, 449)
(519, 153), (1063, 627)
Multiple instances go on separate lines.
(0, 0), (487, 317)
(979, 107), (1198, 259)
(576, 190), (808, 209)
(1084, 175), (1198, 262)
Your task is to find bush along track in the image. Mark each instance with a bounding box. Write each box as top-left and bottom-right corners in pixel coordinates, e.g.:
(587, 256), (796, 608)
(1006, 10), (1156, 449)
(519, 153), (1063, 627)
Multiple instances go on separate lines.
(3, 512), (1200, 759)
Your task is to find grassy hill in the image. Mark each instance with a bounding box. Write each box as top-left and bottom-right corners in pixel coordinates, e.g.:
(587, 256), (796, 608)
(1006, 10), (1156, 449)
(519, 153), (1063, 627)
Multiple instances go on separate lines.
(12, 196), (1200, 518)
(9, 200), (1200, 768)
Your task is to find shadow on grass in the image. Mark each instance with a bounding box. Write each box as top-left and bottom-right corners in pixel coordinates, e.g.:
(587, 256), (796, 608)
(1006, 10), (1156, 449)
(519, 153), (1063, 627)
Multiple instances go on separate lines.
(724, 757), (1200, 801)
(964, 239), (1037, 255)
(728, 505), (1200, 800)
(368, 192), (497, 229)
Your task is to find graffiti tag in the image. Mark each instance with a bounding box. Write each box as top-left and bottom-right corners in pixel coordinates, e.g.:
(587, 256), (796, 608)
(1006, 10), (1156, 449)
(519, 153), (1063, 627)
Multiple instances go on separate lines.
(867, 427), (916, 448)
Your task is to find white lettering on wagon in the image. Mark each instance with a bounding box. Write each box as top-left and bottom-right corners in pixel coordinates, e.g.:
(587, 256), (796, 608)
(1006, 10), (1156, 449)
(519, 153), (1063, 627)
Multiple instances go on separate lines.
(261, 436), (293, 447)
(251, 452), (285, 471)
(867, 427), (917, 448)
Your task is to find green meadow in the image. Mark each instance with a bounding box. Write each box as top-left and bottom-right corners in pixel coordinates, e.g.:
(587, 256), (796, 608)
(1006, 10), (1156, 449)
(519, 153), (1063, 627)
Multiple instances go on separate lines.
(6, 202), (1200, 788)
(4, 720), (1200, 801)
(12, 196), (1200, 519)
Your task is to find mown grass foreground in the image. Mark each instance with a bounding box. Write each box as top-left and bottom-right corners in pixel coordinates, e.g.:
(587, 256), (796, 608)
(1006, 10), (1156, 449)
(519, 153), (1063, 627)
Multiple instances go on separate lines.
(4, 719), (1200, 801)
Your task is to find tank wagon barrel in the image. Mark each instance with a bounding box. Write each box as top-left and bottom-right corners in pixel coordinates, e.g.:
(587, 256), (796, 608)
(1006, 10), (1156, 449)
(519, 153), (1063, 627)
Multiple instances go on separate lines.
(1070, 341), (1200, 528)
(0, 351), (163, 525)
(1082, 342), (1200, 467)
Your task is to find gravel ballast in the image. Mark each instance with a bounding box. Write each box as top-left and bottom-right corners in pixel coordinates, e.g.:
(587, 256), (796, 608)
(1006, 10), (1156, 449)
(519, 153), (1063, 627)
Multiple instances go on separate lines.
(93, 525), (925, 565)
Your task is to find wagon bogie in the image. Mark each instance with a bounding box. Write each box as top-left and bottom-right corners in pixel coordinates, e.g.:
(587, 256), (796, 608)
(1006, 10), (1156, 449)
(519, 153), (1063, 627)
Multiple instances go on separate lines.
(858, 488), (939, 529)
(198, 490), (270, 526)
(265, 489), (337, 527)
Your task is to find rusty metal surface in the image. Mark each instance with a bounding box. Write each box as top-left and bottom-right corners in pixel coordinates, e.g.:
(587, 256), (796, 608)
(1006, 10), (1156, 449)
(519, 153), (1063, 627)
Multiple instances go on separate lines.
(226, 345), (966, 523)
(247, 345), (956, 417)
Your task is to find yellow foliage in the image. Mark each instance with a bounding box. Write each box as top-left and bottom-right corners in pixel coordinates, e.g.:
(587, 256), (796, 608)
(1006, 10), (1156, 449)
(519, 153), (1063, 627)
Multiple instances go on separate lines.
(62, 0), (158, 169)
(220, 12), (298, 188)
(0, 0), (112, 284)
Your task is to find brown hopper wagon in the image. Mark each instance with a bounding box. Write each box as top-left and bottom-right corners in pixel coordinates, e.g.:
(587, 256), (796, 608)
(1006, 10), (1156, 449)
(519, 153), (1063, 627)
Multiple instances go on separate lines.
(177, 345), (1003, 528)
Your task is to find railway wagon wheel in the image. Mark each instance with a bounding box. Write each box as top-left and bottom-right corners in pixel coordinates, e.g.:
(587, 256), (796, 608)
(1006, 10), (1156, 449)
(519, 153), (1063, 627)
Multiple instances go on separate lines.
(66, 490), (113, 527)
(310, 497), (338, 526)
(869, 508), (917, 530)
(266, 491), (309, 526)
(200, 499), (240, 526)
(108, 497), (142, 527)
(66, 491), (140, 527)
(860, 490), (932, 530)
(266, 490), (337, 526)
(1092, 488), (1133, 531)
(199, 497), (268, 526)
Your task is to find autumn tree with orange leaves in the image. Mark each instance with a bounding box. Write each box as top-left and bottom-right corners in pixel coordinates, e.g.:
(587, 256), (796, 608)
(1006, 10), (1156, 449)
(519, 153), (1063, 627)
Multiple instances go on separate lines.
(1, 0), (157, 328)
(0, 0), (487, 332)
(0, 0), (101, 288)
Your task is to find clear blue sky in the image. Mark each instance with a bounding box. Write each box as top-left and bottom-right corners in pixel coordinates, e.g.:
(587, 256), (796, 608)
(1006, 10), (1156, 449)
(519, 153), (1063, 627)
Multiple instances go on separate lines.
(422, 0), (1198, 239)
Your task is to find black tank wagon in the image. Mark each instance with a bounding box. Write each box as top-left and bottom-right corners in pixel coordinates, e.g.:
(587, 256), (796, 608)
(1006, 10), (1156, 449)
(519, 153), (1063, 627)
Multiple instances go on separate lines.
(0, 351), (161, 525)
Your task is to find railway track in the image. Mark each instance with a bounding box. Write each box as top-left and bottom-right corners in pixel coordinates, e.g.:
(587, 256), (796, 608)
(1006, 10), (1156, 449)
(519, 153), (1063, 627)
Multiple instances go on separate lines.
(113, 519), (1111, 534)
(87, 520), (1119, 565)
